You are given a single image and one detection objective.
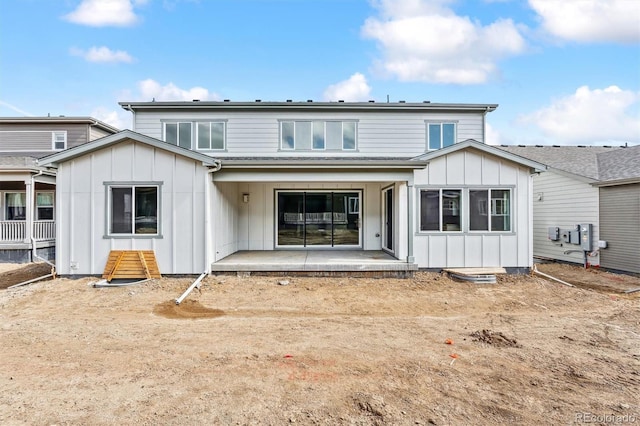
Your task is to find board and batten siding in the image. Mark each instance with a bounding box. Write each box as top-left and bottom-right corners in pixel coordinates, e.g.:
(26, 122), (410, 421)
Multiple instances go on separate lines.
(599, 183), (640, 274)
(0, 123), (89, 152)
(530, 171), (600, 265)
(412, 149), (534, 269)
(55, 140), (208, 275)
(133, 110), (486, 157)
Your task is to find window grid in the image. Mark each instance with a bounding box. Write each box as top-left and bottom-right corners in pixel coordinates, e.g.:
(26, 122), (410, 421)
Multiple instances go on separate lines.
(281, 120), (357, 151)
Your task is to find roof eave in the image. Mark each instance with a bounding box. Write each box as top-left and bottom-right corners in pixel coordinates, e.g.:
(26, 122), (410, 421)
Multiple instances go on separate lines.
(119, 101), (498, 113)
(220, 159), (428, 169)
(414, 140), (547, 173)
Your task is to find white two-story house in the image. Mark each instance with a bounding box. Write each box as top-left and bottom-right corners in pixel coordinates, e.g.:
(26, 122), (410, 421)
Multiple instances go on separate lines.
(39, 101), (545, 276)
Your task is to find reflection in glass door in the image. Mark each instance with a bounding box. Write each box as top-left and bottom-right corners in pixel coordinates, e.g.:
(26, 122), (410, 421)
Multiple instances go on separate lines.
(382, 186), (393, 253)
(277, 191), (361, 247)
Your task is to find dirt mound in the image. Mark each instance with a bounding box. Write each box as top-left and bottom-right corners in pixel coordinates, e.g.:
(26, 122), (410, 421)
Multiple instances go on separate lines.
(153, 299), (224, 319)
(470, 329), (521, 348)
(0, 263), (53, 289)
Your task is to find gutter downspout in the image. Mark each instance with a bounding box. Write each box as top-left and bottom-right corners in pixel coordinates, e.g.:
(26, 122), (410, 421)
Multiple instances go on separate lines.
(204, 160), (222, 275)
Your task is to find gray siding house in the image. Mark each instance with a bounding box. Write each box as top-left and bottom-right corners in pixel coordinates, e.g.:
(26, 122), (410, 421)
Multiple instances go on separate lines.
(40, 101), (545, 276)
(500, 145), (640, 275)
(0, 117), (118, 262)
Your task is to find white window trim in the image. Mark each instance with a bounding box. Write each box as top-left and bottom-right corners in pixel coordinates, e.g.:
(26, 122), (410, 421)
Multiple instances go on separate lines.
(418, 188), (463, 232)
(195, 121), (227, 151)
(4, 191), (27, 221)
(280, 120), (358, 151)
(35, 191), (55, 221)
(52, 131), (67, 151)
(104, 182), (163, 239)
(426, 121), (457, 151)
(163, 122), (193, 150)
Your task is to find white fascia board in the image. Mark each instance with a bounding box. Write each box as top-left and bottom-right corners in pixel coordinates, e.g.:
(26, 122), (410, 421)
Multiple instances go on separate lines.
(414, 140), (547, 173)
(220, 159), (428, 170)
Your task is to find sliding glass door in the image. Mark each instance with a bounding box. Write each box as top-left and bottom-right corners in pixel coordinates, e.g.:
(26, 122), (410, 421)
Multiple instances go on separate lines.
(276, 191), (361, 248)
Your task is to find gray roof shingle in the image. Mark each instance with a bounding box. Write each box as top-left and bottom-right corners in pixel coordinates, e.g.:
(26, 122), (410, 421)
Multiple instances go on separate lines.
(498, 145), (639, 182)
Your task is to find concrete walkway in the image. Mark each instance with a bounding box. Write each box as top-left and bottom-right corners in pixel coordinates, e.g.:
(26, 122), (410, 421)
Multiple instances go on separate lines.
(211, 250), (417, 273)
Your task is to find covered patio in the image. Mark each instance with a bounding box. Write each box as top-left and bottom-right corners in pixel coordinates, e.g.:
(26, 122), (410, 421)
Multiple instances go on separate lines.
(211, 250), (417, 276)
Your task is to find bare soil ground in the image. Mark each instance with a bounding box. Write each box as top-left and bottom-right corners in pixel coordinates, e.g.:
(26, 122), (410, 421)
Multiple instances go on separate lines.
(0, 264), (638, 425)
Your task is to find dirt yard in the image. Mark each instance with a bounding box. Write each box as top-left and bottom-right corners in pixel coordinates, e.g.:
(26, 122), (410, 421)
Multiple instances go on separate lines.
(0, 264), (638, 425)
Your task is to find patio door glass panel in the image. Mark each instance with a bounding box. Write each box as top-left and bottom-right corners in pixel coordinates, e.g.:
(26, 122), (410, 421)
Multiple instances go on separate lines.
(276, 191), (361, 247)
(333, 192), (359, 245)
(277, 192), (305, 246)
(305, 193), (333, 246)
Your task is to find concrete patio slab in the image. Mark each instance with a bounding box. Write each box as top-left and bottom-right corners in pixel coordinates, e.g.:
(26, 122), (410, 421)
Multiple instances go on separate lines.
(211, 250), (417, 275)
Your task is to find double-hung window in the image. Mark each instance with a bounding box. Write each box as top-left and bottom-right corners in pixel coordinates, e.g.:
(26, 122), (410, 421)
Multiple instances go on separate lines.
(469, 189), (511, 232)
(52, 131), (67, 150)
(281, 120), (357, 151)
(427, 122), (456, 150)
(36, 192), (54, 220)
(419, 189), (462, 231)
(5, 193), (26, 220)
(196, 122), (225, 150)
(164, 122), (193, 149)
(107, 184), (160, 236)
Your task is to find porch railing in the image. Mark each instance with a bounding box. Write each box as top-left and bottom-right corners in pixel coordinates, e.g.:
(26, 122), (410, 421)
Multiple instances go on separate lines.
(0, 220), (55, 243)
(33, 221), (55, 241)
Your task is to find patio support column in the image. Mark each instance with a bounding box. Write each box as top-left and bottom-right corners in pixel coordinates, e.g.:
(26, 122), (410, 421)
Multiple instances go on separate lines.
(407, 182), (415, 264)
(24, 179), (33, 244)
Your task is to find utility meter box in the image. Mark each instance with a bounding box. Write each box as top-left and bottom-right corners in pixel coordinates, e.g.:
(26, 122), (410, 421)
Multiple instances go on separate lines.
(548, 227), (560, 241)
(579, 223), (592, 251)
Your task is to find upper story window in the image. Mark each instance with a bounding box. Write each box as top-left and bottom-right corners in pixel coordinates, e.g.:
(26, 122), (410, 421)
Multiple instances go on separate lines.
(52, 131), (67, 150)
(196, 122), (225, 150)
(164, 122), (192, 149)
(281, 120), (357, 151)
(427, 122), (456, 150)
(164, 121), (226, 151)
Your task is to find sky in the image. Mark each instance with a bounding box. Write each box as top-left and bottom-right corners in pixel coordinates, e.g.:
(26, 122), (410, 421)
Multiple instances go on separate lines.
(0, 0), (639, 146)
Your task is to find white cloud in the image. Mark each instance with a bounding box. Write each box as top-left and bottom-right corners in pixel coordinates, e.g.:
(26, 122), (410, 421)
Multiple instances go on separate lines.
(70, 46), (134, 63)
(361, 0), (527, 84)
(63, 0), (146, 27)
(91, 107), (132, 130)
(529, 0), (640, 43)
(519, 86), (640, 144)
(0, 100), (33, 116)
(323, 73), (372, 102)
(137, 79), (220, 101)
(484, 122), (503, 145)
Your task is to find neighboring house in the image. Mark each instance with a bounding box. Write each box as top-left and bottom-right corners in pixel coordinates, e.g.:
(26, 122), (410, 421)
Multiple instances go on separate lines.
(0, 117), (118, 262)
(499, 145), (640, 275)
(39, 101), (545, 276)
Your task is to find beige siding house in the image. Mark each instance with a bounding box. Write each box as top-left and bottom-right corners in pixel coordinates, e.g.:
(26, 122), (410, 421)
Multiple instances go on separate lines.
(41, 101), (545, 276)
(0, 117), (118, 262)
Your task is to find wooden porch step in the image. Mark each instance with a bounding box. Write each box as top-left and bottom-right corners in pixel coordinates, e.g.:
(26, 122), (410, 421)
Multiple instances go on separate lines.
(102, 250), (161, 281)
